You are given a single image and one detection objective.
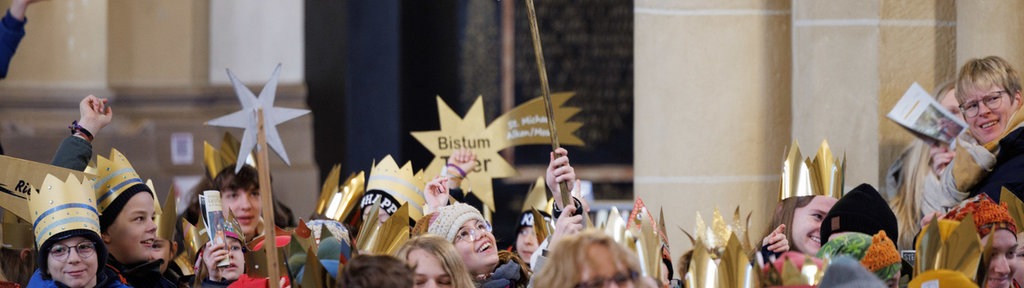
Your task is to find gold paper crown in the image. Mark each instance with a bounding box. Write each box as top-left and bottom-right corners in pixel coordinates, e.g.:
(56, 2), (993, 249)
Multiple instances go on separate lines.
(600, 207), (631, 245)
(316, 165), (366, 223)
(203, 132), (256, 180)
(1, 211), (33, 249)
(522, 177), (551, 243)
(914, 216), (981, 280)
(366, 155), (426, 220)
(181, 218), (206, 260)
(597, 206), (664, 281)
(93, 149), (154, 212)
(30, 174), (100, 247)
(355, 199), (410, 255)
(155, 185), (178, 241)
(521, 177), (548, 213)
(176, 218), (203, 279)
(634, 211), (663, 281)
(779, 140), (845, 200)
(681, 207), (753, 260)
(761, 251), (826, 286)
(685, 232), (761, 288)
(1001, 188), (1024, 233)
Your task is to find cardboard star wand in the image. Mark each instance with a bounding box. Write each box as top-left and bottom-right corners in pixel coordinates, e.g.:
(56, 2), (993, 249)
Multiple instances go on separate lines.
(207, 64), (310, 288)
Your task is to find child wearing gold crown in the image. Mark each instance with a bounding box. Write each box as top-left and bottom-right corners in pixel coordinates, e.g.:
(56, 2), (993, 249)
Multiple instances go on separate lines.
(935, 194), (1019, 288)
(27, 174), (130, 288)
(90, 149), (175, 288)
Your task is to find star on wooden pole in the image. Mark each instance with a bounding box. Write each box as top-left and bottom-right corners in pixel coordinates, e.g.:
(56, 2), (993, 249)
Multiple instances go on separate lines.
(206, 64), (309, 288)
(207, 64), (310, 172)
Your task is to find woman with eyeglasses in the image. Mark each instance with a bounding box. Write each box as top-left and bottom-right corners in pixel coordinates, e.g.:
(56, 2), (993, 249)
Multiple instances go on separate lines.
(532, 230), (654, 288)
(942, 56), (1024, 202)
(413, 203), (531, 288)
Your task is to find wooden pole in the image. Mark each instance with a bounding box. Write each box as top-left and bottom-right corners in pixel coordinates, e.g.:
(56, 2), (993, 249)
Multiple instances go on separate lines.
(256, 109), (280, 288)
(524, 0), (573, 209)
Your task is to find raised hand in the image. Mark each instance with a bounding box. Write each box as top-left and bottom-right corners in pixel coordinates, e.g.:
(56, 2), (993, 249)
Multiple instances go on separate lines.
(76, 95), (112, 139)
(203, 241), (227, 281)
(761, 224), (789, 253)
(546, 147), (575, 209)
(424, 176), (449, 214)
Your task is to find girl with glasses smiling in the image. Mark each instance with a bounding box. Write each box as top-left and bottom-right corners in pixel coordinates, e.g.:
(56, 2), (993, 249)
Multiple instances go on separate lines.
(413, 203), (532, 288)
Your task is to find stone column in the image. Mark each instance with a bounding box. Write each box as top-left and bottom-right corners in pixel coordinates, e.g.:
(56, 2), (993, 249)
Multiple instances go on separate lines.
(956, 1), (1024, 68)
(792, 0), (956, 194)
(634, 1), (792, 256)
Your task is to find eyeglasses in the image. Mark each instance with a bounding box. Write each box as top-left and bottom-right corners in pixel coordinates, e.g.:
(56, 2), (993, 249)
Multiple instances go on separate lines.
(454, 221), (492, 243)
(960, 90), (1008, 118)
(575, 271), (638, 288)
(49, 242), (96, 262)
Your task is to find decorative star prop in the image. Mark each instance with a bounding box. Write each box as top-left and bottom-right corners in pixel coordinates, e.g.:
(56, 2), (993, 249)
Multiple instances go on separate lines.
(207, 64), (310, 172)
(411, 96), (514, 211)
(411, 93), (584, 211)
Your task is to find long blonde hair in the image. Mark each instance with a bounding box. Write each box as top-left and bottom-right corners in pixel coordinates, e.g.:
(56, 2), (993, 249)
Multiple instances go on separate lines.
(888, 81), (956, 249)
(533, 230), (651, 288)
(396, 235), (476, 288)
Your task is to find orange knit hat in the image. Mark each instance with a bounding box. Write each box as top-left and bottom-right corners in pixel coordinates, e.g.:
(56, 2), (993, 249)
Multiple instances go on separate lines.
(944, 194), (1018, 237)
(860, 230), (900, 274)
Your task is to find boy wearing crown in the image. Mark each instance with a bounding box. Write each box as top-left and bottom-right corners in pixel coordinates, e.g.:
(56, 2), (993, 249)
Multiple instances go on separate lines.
(27, 174), (130, 288)
(186, 134), (297, 243)
(92, 149), (175, 288)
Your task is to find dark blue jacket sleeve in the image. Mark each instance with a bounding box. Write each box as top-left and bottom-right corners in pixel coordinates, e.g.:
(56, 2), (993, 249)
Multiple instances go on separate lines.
(0, 10), (26, 79)
(51, 136), (92, 171)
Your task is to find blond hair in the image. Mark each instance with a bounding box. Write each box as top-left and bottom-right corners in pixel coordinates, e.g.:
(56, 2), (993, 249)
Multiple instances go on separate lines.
(956, 56), (1022, 104)
(888, 81), (956, 249)
(533, 230), (650, 288)
(396, 235), (476, 288)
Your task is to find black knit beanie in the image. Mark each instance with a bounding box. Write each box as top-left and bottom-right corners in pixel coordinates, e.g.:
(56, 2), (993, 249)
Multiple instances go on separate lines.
(37, 229), (109, 280)
(359, 190), (401, 216)
(820, 183), (898, 245)
(99, 183), (153, 231)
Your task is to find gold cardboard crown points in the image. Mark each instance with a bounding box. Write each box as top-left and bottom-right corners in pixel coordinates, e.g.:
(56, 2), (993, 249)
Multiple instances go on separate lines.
(682, 206), (754, 260)
(156, 185), (178, 241)
(521, 177), (548, 213)
(30, 174), (100, 247)
(203, 132), (256, 180)
(366, 155), (425, 219)
(93, 148), (151, 212)
(915, 215), (981, 280)
(685, 232), (761, 287)
(356, 200), (411, 255)
(317, 164), (367, 223)
(779, 139), (845, 201)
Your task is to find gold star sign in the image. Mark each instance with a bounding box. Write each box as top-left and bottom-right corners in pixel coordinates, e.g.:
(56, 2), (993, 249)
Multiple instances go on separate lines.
(411, 93), (583, 211)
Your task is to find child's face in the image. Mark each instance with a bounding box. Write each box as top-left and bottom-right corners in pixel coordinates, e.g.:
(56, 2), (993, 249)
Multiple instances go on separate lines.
(216, 237), (246, 281)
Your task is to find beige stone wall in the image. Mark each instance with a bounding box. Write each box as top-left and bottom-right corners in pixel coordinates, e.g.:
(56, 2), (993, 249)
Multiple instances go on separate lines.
(0, 0), (316, 220)
(635, 0), (792, 258)
(636, 0), (960, 262)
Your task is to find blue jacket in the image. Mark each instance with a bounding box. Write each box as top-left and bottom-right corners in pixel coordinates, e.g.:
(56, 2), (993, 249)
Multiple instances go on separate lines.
(0, 9), (25, 79)
(976, 126), (1024, 202)
(27, 268), (132, 288)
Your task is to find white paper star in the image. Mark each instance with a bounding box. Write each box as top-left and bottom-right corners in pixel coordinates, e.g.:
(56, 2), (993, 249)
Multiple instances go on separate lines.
(207, 64), (310, 172)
